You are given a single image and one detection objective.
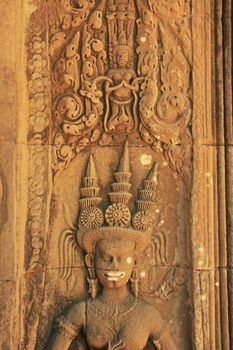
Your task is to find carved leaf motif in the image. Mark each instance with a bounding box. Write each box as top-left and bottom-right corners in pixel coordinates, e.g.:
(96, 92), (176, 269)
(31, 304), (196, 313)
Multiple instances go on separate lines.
(58, 203), (80, 289)
(58, 229), (78, 284)
(151, 230), (168, 266)
(52, 134), (74, 174)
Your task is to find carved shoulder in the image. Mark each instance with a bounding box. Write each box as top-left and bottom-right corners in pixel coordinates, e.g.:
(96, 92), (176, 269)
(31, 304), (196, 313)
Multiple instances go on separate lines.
(48, 301), (86, 350)
(146, 302), (167, 333)
(55, 301), (86, 340)
(63, 300), (86, 328)
(107, 69), (114, 78)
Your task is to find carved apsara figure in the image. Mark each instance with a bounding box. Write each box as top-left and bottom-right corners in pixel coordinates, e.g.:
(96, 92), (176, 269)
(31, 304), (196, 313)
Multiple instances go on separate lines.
(103, 0), (142, 133)
(104, 34), (141, 133)
(48, 142), (177, 350)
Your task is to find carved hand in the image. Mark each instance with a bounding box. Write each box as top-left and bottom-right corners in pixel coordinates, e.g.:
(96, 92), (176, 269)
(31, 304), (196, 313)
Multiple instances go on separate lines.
(131, 77), (145, 91)
(105, 81), (124, 93)
(107, 339), (125, 350)
(122, 80), (131, 88)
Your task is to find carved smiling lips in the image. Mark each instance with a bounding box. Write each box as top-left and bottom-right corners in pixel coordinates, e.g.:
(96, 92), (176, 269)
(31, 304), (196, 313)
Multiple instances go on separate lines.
(104, 271), (126, 281)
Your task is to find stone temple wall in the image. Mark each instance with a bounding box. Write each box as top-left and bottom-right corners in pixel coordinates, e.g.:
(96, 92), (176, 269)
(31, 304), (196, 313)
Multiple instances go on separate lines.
(0, 1), (232, 349)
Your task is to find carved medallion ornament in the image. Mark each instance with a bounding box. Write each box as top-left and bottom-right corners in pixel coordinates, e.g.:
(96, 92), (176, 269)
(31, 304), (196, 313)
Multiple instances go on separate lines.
(47, 0), (192, 173)
(49, 141), (177, 349)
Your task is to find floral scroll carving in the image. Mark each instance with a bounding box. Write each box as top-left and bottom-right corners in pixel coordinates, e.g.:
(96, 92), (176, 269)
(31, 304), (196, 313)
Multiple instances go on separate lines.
(46, 0), (192, 174)
(27, 6), (51, 269)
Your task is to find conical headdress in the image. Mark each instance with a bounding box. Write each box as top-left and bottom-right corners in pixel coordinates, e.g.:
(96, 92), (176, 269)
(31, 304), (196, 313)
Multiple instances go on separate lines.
(77, 143), (159, 254)
(132, 162), (158, 231)
(78, 155), (104, 231)
(105, 141), (132, 227)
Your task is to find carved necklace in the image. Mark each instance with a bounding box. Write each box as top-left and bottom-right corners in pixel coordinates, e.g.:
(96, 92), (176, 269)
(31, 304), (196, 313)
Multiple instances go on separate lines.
(87, 294), (137, 332)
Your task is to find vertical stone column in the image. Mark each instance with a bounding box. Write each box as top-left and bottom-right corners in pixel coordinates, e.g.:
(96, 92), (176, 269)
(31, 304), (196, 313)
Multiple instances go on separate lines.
(0, 0), (18, 348)
(191, 1), (232, 349)
(223, 0), (233, 348)
(0, 1), (53, 348)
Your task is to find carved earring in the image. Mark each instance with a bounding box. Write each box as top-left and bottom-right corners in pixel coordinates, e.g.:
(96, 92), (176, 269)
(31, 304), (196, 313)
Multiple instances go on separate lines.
(130, 254), (142, 297)
(87, 277), (98, 299)
(85, 254), (98, 299)
(130, 270), (139, 298)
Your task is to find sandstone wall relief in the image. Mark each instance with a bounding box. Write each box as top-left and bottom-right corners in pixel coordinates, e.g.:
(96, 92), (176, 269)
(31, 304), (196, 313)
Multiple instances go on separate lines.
(23, 1), (193, 349)
(46, 0), (192, 178)
(48, 142), (180, 349)
(0, 174), (2, 226)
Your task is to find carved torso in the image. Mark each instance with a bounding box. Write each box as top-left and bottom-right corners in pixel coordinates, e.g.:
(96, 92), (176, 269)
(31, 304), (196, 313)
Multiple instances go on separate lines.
(86, 296), (145, 349)
(107, 68), (136, 101)
(60, 296), (167, 350)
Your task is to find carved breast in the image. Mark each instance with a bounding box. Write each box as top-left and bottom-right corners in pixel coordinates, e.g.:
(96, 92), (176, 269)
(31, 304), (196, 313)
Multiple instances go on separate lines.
(112, 71), (123, 82)
(85, 298), (151, 350)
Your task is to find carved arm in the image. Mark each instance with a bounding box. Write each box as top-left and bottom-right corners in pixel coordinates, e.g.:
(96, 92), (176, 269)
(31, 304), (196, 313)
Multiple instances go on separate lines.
(131, 76), (145, 91)
(105, 80), (123, 93)
(151, 330), (177, 350)
(48, 316), (78, 350)
(121, 77), (144, 91)
(150, 309), (177, 350)
(48, 302), (86, 350)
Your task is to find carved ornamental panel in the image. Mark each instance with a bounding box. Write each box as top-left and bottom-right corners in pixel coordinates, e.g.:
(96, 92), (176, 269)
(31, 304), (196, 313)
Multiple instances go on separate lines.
(28, 0), (192, 175)
(24, 1), (194, 349)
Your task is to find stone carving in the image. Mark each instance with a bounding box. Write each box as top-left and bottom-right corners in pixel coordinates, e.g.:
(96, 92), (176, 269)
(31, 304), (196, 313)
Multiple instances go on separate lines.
(49, 142), (177, 349)
(0, 176), (2, 202)
(0, 175), (2, 228)
(22, 6), (53, 349)
(47, 0), (191, 175)
(142, 268), (186, 300)
(27, 6), (51, 270)
(103, 0), (141, 134)
(19, 1), (233, 349)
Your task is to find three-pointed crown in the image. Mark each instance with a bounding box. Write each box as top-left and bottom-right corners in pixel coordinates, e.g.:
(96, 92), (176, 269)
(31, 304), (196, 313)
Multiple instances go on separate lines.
(76, 141), (159, 254)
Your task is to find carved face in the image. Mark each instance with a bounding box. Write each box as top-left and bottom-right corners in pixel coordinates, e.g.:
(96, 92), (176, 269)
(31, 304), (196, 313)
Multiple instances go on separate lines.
(95, 238), (135, 289)
(115, 48), (130, 67)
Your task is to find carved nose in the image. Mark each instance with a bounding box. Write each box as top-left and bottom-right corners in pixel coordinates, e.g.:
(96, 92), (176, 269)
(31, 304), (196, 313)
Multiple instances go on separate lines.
(111, 256), (119, 268)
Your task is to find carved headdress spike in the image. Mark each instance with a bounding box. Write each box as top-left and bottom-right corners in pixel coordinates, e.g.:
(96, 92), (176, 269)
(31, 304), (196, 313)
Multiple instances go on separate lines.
(137, 162), (158, 206)
(118, 31), (127, 46)
(84, 154), (97, 179)
(114, 140), (131, 182)
(132, 162), (158, 231)
(79, 155), (101, 208)
(145, 162), (158, 191)
(106, 141), (132, 227)
(79, 156), (104, 230)
(106, 0), (135, 67)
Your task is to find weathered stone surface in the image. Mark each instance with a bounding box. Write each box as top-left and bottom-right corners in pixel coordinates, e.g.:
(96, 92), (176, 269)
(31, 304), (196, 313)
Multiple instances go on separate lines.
(0, 142), (16, 280)
(0, 281), (16, 350)
(0, 0), (232, 349)
(0, 0), (18, 143)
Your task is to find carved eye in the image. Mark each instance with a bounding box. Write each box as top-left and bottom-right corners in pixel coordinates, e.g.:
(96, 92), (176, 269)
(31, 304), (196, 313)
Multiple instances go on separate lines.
(102, 255), (111, 263)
